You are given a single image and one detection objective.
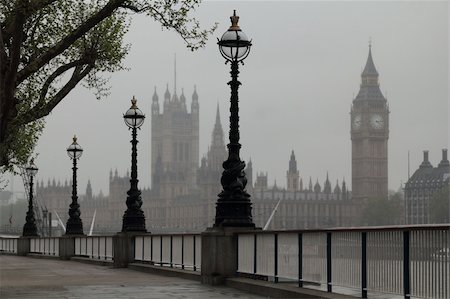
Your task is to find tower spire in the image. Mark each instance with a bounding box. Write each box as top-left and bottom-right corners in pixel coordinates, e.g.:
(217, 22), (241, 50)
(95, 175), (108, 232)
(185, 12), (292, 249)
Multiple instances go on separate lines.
(215, 103), (221, 126)
(362, 43), (378, 77)
(174, 53), (177, 95)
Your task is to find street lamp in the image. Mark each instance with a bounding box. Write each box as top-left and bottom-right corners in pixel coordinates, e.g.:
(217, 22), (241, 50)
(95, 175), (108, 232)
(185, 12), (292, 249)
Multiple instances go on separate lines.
(23, 158), (39, 236)
(65, 135), (84, 235)
(214, 10), (255, 228)
(122, 96), (146, 232)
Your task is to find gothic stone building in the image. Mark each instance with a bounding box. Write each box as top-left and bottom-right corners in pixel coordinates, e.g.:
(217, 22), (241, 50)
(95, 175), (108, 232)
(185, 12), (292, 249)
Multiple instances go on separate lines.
(351, 46), (389, 201)
(38, 48), (391, 233)
(404, 149), (450, 224)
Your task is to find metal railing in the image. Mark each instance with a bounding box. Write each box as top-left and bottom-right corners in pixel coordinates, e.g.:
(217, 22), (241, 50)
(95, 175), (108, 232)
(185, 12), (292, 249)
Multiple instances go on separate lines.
(30, 237), (59, 256)
(237, 225), (450, 299)
(0, 236), (18, 253)
(134, 234), (201, 271)
(74, 236), (113, 260)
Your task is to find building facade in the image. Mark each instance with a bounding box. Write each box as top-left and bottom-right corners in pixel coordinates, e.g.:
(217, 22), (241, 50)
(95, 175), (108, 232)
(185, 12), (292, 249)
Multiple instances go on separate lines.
(351, 46), (389, 201)
(405, 149), (450, 224)
(36, 53), (386, 233)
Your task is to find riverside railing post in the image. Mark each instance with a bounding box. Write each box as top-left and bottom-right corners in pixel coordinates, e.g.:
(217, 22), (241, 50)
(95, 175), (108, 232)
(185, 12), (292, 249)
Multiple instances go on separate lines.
(327, 232), (332, 293)
(253, 233), (257, 278)
(362, 232), (367, 298)
(298, 233), (303, 287)
(403, 230), (411, 299)
(274, 233), (278, 283)
(181, 235), (185, 270)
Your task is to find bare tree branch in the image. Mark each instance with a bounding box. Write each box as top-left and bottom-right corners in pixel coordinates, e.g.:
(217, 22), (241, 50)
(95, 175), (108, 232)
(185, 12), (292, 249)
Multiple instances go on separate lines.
(15, 64), (94, 126)
(38, 58), (88, 104)
(16, 0), (126, 84)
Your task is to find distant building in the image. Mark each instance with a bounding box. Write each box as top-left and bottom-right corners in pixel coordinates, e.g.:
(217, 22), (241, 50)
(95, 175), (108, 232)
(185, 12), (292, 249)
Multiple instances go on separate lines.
(404, 149), (450, 224)
(37, 53), (383, 232)
(351, 45), (389, 201)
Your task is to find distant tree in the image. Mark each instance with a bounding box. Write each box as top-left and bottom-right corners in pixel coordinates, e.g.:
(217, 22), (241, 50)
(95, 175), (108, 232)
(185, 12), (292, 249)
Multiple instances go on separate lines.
(0, 0), (216, 172)
(429, 184), (450, 223)
(361, 192), (404, 226)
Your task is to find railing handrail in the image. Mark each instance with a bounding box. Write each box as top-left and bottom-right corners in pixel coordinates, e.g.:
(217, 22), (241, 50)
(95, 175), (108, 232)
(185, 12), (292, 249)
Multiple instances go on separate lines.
(235, 224), (450, 234)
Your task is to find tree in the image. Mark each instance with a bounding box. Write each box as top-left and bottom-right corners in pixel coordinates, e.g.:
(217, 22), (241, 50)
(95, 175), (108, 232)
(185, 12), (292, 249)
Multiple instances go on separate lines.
(0, 0), (216, 172)
(360, 192), (404, 226)
(429, 184), (450, 223)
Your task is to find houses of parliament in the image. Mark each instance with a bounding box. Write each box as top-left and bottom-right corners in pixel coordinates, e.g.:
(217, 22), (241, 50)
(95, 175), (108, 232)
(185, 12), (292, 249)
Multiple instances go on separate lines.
(35, 47), (390, 233)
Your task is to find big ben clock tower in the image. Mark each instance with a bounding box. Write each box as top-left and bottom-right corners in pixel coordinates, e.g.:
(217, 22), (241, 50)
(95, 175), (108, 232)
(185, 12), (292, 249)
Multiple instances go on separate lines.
(351, 45), (389, 201)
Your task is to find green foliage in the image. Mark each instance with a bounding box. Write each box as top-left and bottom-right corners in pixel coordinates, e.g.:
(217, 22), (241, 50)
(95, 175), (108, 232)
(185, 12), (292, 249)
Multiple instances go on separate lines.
(0, 0), (216, 173)
(361, 192), (404, 226)
(429, 184), (450, 223)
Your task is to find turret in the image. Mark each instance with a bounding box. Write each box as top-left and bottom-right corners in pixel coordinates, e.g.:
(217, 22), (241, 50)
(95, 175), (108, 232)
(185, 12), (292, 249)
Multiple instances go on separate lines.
(308, 177), (313, 192)
(438, 149), (449, 168)
(287, 150), (300, 191)
(342, 178), (347, 194)
(334, 180), (341, 194)
(164, 83), (171, 111)
(191, 85), (199, 114)
(314, 179), (321, 193)
(211, 104), (224, 147)
(152, 87), (160, 115)
(180, 88), (187, 111)
(419, 150), (433, 168)
(86, 180), (92, 200)
(323, 172), (331, 194)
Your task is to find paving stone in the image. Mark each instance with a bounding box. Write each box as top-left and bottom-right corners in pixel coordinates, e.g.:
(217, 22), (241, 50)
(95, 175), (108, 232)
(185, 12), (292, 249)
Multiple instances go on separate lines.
(0, 255), (267, 299)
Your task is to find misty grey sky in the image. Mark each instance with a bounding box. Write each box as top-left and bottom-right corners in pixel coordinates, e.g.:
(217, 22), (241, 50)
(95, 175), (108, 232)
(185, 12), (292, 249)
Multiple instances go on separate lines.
(5, 1), (449, 198)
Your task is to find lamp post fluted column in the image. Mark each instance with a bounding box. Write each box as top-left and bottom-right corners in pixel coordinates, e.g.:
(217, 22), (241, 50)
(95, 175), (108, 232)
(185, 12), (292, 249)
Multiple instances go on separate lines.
(214, 10), (255, 228)
(23, 159), (38, 236)
(122, 96), (146, 232)
(65, 136), (84, 235)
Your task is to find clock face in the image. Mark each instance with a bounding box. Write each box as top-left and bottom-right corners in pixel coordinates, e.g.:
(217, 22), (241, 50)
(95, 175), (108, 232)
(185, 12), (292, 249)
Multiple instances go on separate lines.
(353, 115), (362, 129)
(370, 114), (384, 129)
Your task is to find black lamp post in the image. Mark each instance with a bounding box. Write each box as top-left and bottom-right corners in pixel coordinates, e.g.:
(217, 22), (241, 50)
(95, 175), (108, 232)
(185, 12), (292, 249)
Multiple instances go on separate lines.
(65, 135), (84, 235)
(23, 159), (39, 236)
(122, 96), (146, 232)
(214, 10), (255, 228)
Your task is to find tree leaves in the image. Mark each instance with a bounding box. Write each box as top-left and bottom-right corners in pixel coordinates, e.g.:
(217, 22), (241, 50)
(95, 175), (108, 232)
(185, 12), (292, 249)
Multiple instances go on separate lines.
(0, 0), (215, 172)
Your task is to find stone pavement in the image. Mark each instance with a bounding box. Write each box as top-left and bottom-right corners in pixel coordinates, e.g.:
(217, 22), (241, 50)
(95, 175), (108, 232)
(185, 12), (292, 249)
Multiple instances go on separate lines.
(0, 255), (267, 299)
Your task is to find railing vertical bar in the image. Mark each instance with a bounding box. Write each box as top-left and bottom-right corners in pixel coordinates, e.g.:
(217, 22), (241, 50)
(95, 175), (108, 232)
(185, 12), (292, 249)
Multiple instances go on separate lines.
(362, 232), (367, 298)
(160, 235), (163, 266)
(98, 237), (100, 259)
(181, 235), (185, 270)
(327, 232), (332, 293)
(193, 235), (196, 271)
(274, 233), (278, 283)
(150, 235), (153, 263)
(404, 230), (410, 299)
(298, 232), (303, 287)
(142, 236), (145, 261)
(253, 233), (257, 277)
(170, 235), (173, 268)
(104, 237), (107, 260)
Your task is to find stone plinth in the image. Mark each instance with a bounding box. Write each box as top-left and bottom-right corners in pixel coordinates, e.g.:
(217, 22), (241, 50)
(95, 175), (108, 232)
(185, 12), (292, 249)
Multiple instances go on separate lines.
(17, 237), (30, 256)
(59, 236), (75, 260)
(201, 227), (255, 285)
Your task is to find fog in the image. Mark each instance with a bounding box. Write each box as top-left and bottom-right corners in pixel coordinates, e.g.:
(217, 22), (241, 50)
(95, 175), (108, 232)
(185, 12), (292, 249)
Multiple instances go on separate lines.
(5, 1), (449, 197)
